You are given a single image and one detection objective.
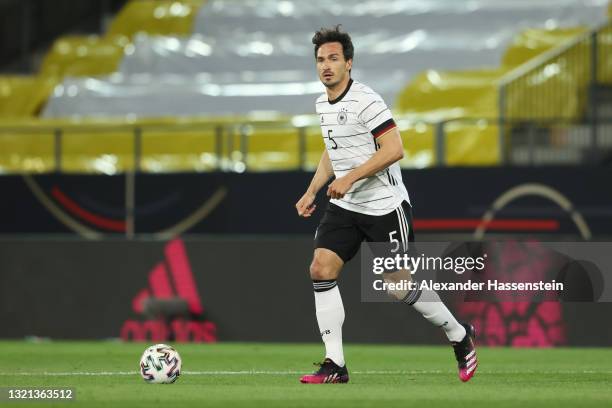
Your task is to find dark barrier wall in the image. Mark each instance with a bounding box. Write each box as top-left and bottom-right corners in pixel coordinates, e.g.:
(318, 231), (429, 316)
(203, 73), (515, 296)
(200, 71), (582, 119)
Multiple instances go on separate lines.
(1, 237), (611, 346)
(1, 167), (612, 236)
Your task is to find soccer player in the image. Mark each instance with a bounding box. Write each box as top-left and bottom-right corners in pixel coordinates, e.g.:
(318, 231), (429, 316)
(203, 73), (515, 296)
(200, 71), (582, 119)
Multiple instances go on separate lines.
(295, 26), (478, 384)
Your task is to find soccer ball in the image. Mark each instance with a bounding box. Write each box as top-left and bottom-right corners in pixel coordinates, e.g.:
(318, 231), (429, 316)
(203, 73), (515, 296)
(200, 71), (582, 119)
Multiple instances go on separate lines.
(139, 344), (182, 384)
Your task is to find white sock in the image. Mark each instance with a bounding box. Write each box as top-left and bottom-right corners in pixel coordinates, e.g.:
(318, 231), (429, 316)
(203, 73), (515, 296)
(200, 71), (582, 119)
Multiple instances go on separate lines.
(313, 281), (345, 367)
(406, 288), (466, 342)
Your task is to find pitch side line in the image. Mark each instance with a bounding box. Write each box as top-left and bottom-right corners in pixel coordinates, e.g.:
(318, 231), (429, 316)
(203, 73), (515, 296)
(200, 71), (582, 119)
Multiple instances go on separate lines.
(1, 370), (612, 376)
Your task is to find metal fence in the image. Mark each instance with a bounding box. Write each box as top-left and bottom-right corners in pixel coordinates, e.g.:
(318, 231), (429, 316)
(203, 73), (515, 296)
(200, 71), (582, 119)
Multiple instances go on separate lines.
(2, 116), (611, 174)
(0, 121), (319, 174)
(506, 118), (612, 165)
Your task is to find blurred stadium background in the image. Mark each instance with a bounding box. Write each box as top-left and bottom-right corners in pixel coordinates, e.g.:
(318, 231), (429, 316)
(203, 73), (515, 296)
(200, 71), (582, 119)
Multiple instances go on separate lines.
(0, 0), (611, 350)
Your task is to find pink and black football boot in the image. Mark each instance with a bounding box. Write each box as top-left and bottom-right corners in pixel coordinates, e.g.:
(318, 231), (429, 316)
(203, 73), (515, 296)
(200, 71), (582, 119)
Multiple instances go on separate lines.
(452, 323), (478, 382)
(300, 358), (349, 384)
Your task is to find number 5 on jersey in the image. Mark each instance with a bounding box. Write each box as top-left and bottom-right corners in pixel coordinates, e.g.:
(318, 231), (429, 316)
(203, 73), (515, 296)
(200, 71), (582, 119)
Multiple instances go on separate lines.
(327, 129), (338, 150)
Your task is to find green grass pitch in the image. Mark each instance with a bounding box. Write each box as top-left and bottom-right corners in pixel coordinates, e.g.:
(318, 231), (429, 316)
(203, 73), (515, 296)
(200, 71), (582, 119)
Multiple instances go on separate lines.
(0, 341), (611, 407)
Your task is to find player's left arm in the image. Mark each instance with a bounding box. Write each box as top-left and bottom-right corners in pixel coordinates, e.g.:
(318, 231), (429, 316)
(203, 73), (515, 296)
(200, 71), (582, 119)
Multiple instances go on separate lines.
(327, 127), (403, 199)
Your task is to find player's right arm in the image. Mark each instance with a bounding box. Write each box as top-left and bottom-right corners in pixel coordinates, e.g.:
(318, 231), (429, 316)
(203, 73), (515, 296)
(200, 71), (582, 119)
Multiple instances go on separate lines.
(296, 150), (334, 217)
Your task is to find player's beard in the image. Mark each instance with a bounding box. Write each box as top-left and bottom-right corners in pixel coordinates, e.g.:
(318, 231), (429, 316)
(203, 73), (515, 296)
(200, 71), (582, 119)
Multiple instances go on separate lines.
(321, 72), (345, 89)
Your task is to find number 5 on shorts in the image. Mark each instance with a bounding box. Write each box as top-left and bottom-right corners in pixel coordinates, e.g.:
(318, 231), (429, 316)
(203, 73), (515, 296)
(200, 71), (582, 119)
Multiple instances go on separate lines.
(389, 230), (399, 253)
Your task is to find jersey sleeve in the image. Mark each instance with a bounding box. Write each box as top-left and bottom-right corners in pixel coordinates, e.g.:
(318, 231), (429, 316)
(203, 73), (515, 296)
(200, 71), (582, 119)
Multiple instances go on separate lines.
(357, 94), (397, 139)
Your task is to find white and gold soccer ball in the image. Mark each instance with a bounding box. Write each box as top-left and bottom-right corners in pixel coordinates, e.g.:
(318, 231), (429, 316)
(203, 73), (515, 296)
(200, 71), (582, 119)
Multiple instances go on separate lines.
(139, 344), (182, 384)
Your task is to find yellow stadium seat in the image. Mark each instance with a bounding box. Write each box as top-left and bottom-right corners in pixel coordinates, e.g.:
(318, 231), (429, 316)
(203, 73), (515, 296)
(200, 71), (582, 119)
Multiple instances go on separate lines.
(502, 39), (591, 121)
(244, 127), (301, 171)
(598, 23), (612, 84)
(40, 35), (129, 78)
(107, 0), (205, 38)
(395, 69), (505, 119)
(398, 123), (436, 168)
(141, 127), (218, 172)
(61, 128), (135, 173)
(445, 121), (499, 165)
(501, 27), (588, 68)
(0, 76), (58, 118)
(394, 69), (505, 166)
(304, 128), (326, 170)
(34, 0), (207, 87)
(0, 129), (55, 173)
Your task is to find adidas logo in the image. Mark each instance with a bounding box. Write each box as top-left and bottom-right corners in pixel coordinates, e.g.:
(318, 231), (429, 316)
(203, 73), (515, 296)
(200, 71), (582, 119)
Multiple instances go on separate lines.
(131, 239), (203, 315)
(120, 239), (217, 343)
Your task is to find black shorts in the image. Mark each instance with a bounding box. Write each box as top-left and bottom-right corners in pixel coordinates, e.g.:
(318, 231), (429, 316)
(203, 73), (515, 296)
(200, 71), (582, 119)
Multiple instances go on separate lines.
(314, 201), (415, 263)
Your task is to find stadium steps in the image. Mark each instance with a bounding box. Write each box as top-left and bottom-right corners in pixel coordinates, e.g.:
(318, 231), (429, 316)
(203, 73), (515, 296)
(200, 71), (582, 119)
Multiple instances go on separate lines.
(41, 0), (609, 118)
(40, 0), (206, 79)
(0, 0), (206, 121)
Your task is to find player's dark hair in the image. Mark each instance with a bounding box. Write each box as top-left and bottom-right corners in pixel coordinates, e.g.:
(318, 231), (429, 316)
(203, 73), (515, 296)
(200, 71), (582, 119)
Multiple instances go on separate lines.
(312, 25), (354, 62)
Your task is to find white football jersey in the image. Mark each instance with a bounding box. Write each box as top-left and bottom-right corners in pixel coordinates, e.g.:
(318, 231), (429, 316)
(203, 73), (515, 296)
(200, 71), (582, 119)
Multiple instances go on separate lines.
(315, 79), (410, 216)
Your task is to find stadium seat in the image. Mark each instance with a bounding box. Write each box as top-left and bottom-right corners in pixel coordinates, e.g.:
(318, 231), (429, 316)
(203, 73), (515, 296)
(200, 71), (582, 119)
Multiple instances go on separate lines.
(0, 76), (58, 118)
(304, 128), (326, 170)
(501, 27), (588, 67)
(445, 121), (499, 165)
(107, 0), (205, 39)
(398, 123), (436, 168)
(40, 35), (130, 78)
(60, 127), (135, 173)
(141, 126), (218, 172)
(503, 38), (592, 121)
(395, 69), (504, 119)
(0, 127), (56, 173)
(243, 128), (301, 171)
(597, 24), (612, 84)
(395, 69), (503, 166)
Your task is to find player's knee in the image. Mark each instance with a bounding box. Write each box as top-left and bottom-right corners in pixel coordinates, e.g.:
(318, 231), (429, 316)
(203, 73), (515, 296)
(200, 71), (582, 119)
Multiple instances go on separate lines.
(383, 270), (411, 301)
(309, 259), (336, 280)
